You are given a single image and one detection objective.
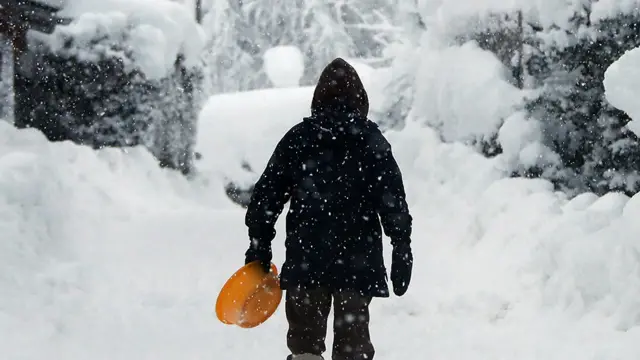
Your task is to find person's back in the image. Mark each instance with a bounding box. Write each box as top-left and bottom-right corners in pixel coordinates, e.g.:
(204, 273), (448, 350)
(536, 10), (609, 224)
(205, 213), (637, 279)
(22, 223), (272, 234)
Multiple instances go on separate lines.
(243, 58), (413, 360)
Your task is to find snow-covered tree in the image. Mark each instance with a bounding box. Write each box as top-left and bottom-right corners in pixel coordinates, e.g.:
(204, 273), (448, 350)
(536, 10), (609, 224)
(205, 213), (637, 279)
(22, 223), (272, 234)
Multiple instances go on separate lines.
(379, 0), (640, 196)
(16, 4), (207, 175)
(525, 1), (640, 195)
(201, 0), (400, 94)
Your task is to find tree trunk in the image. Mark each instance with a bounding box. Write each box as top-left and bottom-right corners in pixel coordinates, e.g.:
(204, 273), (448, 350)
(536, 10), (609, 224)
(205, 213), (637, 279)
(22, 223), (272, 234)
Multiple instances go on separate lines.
(10, 28), (32, 129)
(195, 0), (202, 24)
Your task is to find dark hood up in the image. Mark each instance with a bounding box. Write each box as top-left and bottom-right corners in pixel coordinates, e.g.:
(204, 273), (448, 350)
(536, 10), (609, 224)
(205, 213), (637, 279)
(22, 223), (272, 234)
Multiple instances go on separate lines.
(306, 58), (370, 136)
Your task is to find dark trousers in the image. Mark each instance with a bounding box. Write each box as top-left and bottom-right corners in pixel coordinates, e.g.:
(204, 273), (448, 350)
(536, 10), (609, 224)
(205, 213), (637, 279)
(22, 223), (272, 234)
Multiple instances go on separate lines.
(285, 288), (375, 360)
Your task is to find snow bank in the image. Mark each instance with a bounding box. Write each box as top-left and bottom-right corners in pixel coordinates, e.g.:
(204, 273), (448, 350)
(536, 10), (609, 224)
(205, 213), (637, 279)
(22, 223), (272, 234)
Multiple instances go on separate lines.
(42, 0), (205, 80)
(384, 124), (640, 338)
(195, 87), (314, 187)
(196, 64), (388, 186)
(408, 41), (523, 144)
(0, 120), (232, 356)
(603, 46), (640, 137)
(0, 120), (230, 359)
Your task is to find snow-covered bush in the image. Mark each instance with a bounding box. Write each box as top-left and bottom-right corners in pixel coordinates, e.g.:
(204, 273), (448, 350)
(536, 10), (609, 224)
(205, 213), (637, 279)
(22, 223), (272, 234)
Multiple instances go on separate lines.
(380, 8), (525, 156)
(15, 4), (207, 174)
(409, 41), (523, 154)
(497, 111), (561, 180)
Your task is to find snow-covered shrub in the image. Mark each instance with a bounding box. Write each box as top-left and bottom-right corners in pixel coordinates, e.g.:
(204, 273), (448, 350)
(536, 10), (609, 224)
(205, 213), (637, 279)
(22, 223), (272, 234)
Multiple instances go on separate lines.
(497, 111), (562, 180)
(379, 3), (529, 151)
(15, 7), (206, 174)
(409, 41), (523, 155)
(381, 23), (524, 157)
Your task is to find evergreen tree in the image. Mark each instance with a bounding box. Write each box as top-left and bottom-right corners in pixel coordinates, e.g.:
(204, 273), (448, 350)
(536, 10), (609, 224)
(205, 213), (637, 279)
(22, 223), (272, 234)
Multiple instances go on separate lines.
(16, 21), (206, 175)
(525, 3), (640, 195)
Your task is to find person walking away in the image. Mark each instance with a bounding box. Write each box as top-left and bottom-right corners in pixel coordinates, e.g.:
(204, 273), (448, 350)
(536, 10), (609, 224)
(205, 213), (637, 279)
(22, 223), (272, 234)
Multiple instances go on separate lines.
(243, 57), (413, 360)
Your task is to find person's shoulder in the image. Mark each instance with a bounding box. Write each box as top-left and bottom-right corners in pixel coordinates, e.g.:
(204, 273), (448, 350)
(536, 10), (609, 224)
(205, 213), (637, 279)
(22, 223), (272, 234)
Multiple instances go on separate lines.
(274, 121), (309, 152)
(362, 120), (392, 155)
(288, 121), (307, 135)
(278, 121), (305, 141)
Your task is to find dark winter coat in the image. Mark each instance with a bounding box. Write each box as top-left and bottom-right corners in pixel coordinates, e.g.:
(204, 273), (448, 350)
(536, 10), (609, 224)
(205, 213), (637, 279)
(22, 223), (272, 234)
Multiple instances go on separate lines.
(244, 58), (412, 297)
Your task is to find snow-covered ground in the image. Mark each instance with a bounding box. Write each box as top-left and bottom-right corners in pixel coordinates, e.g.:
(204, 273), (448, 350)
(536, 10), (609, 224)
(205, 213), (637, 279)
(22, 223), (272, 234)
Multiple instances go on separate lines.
(2, 80), (640, 359)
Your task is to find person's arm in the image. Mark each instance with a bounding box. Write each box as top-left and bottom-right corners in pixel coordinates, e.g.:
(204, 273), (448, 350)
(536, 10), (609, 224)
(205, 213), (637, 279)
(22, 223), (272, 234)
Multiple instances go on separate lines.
(370, 129), (413, 296)
(371, 134), (412, 246)
(244, 130), (294, 269)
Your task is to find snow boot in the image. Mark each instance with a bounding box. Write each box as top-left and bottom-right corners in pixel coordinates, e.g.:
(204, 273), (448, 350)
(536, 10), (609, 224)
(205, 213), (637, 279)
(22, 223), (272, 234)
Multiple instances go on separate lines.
(286, 354), (324, 360)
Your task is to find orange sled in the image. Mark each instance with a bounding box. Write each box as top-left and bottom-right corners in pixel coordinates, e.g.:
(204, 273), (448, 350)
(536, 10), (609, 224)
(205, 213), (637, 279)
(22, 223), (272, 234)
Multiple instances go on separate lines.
(215, 261), (283, 328)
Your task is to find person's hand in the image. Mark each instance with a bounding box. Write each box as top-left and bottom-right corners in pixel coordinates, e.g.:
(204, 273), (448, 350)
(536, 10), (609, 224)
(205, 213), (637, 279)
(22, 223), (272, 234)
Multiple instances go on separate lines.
(391, 242), (412, 296)
(245, 240), (272, 274)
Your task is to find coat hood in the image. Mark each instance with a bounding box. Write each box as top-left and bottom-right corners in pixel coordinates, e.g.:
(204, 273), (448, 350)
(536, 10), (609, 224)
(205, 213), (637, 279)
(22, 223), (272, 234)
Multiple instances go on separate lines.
(306, 58), (371, 138)
(311, 57), (369, 119)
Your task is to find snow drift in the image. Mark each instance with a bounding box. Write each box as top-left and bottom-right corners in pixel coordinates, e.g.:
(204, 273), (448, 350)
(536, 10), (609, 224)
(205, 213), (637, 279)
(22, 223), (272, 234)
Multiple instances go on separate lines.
(0, 118), (233, 359)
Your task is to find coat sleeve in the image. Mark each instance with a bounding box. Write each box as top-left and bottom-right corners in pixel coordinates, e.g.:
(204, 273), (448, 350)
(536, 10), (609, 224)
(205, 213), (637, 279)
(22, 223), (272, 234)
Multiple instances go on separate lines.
(244, 130), (294, 249)
(370, 132), (412, 246)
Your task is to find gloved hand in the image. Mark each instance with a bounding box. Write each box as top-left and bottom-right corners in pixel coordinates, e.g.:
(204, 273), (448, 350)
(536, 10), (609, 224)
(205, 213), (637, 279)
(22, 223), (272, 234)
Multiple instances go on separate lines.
(245, 239), (272, 274)
(390, 241), (412, 296)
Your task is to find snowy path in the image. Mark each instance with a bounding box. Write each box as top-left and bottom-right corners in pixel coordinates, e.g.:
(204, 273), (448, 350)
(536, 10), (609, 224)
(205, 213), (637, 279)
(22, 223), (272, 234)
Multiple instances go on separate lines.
(47, 209), (285, 360)
(10, 198), (636, 360)
(10, 185), (638, 360)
